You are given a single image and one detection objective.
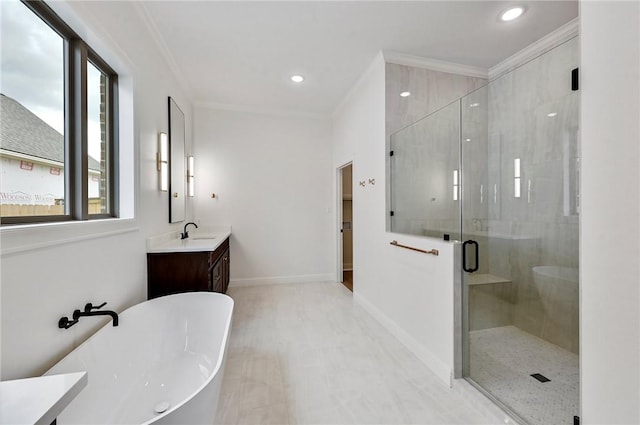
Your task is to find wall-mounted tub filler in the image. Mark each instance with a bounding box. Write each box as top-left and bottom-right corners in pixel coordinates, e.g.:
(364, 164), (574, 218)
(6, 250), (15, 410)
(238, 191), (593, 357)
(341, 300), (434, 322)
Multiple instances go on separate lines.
(58, 302), (119, 329)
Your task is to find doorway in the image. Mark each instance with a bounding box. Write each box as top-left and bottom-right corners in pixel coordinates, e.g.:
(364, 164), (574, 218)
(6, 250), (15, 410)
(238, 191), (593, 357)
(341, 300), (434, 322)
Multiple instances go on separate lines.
(339, 163), (353, 292)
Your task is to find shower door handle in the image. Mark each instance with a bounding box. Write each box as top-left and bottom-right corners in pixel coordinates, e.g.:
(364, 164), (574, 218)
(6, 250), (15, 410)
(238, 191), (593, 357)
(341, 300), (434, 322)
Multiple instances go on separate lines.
(462, 240), (479, 273)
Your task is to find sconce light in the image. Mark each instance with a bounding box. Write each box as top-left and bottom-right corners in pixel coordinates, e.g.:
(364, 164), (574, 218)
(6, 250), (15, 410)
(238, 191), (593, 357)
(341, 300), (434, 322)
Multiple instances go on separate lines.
(157, 132), (168, 191)
(453, 169), (459, 201)
(187, 155), (195, 197)
(514, 158), (521, 198)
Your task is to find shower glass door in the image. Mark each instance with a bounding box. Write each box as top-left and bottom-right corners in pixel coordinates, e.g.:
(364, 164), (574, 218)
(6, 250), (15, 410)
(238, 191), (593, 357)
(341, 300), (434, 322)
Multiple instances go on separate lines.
(461, 37), (580, 425)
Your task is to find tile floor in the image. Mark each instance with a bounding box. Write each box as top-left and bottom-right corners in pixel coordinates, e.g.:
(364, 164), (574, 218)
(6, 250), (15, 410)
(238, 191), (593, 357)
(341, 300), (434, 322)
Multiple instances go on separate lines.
(215, 281), (502, 424)
(469, 326), (579, 425)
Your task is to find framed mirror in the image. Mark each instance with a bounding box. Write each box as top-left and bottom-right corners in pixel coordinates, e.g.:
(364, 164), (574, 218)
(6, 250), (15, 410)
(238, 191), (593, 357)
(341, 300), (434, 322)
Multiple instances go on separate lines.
(168, 97), (185, 223)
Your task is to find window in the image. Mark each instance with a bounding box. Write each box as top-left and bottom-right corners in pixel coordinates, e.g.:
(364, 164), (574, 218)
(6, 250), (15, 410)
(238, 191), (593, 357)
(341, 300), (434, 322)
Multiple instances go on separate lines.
(0, 0), (118, 224)
(87, 58), (115, 216)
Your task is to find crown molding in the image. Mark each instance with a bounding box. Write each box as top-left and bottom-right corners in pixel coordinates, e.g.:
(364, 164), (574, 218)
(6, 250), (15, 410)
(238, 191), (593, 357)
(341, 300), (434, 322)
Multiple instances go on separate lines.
(133, 3), (194, 101)
(489, 18), (579, 80)
(194, 100), (329, 120)
(382, 50), (489, 80)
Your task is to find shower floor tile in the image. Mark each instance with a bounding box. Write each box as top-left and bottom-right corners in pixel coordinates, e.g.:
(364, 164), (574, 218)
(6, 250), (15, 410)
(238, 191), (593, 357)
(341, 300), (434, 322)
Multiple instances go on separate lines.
(469, 326), (579, 425)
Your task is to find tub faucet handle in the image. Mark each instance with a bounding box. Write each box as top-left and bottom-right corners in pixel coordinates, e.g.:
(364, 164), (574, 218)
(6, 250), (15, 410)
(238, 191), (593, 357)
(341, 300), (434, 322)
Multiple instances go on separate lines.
(84, 302), (107, 313)
(58, 316), (78, 329)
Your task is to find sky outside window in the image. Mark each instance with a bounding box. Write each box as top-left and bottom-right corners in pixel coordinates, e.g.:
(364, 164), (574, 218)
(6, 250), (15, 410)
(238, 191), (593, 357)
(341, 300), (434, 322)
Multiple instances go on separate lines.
(0, 0), (64, 134)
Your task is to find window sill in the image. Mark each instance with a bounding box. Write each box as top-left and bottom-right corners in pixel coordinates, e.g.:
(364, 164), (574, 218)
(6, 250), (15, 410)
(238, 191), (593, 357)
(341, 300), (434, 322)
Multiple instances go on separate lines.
(0, 218), (140, 257)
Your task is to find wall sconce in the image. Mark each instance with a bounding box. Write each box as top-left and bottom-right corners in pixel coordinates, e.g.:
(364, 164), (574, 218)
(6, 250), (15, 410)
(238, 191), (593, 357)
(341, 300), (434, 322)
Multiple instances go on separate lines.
(187, 155), (195, 197)
(157, 132), (168, 191)
(453, 169), (459, 201)
(514, 158), (521, 198)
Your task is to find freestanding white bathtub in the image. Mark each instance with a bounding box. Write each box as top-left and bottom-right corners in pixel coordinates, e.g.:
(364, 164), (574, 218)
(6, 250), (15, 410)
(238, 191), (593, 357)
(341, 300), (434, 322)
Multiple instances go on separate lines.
(46, 292), (234, 424)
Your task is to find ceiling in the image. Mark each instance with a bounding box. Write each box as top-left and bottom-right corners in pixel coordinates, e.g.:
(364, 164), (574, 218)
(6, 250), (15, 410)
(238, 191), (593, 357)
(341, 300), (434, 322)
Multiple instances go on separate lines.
(139, 1), (578, 116)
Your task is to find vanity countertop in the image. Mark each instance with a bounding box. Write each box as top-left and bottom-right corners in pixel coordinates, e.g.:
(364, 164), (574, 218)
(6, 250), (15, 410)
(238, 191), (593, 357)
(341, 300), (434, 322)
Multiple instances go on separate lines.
(147, 226), (231, 253)
(0, 371), (87, 425)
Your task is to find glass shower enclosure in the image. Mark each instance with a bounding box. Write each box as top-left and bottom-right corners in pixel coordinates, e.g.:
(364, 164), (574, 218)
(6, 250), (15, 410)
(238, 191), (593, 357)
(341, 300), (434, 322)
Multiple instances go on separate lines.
(389, 37), (580, 425)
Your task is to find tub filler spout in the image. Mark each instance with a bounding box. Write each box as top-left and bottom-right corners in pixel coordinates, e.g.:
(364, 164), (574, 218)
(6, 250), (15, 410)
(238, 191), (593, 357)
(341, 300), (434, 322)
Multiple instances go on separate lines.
(73, 305), (119, 327)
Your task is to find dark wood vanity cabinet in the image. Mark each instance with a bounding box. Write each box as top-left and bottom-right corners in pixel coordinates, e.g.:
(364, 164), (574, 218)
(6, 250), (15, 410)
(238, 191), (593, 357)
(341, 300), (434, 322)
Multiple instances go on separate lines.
(147, 237), (230, 299)
(210, 245), (230, 294)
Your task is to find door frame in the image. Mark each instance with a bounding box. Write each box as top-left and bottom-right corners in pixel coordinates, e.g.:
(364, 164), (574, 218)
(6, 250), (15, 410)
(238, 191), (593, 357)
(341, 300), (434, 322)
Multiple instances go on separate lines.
(336, 161), (353, 284)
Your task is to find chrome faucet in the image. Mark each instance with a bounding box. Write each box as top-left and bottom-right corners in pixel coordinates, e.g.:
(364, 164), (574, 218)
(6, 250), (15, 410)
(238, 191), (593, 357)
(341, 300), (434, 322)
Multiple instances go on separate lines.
(181, 222), (198, 239)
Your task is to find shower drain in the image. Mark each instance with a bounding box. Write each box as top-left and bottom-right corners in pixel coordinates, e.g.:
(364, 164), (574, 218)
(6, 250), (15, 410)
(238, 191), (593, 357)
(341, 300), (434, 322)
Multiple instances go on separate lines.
(154, 401), (170, 414)
(530, 373), (551, 383)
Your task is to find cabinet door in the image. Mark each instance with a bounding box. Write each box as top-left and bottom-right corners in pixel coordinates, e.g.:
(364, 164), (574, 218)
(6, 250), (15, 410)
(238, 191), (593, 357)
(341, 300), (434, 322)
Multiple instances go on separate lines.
(148, 252), (209, 299)
(212, 260), (223, 293)
(221, 248), (230, 293)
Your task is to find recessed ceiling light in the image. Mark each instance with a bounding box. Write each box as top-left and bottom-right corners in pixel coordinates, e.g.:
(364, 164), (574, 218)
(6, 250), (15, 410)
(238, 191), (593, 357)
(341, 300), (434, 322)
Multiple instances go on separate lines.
(470, 103), (480, 107)
(500, 6), (525, 22)
(465, 138), (472, 142)
(400, 91), (411, 97)
(291, 75), (304, 83)
(547, 112), (558, 117)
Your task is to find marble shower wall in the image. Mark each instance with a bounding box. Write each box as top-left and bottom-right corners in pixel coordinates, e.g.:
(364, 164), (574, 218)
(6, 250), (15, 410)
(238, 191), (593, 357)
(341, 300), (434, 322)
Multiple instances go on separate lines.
(385, 63), (487, 137)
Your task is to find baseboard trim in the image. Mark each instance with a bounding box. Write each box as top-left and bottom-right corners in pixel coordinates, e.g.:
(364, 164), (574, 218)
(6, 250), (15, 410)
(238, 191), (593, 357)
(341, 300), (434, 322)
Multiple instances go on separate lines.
(229, 273), (334, 288)
(353, 292), (452, 386)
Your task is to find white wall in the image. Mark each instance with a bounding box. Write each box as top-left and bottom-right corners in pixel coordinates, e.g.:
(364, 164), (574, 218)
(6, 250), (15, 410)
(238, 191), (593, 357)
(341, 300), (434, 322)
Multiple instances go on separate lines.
(580, 1), (640, 422)
(332, 54), (460, 384)
(193, 106), (333, 285)
(0, 1), (193, 379)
